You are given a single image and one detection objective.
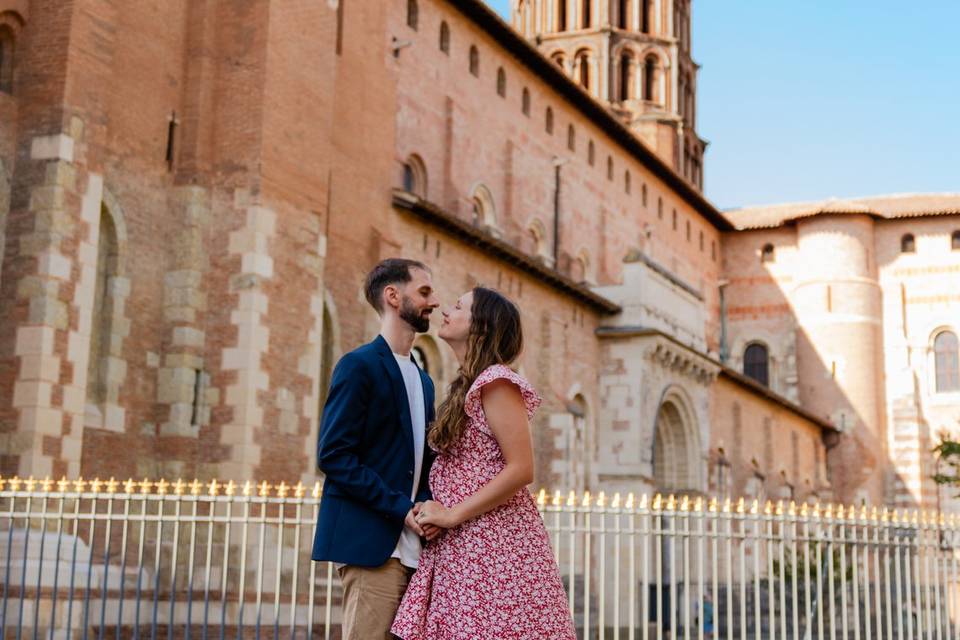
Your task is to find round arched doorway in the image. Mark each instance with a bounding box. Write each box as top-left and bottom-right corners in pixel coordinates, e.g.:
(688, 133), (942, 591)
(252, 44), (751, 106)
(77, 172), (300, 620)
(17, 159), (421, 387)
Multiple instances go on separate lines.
(652, 394), (702, 494)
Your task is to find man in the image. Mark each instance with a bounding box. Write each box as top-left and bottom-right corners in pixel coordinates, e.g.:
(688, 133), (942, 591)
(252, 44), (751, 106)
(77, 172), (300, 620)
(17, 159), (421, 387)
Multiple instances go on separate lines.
(312, 258), (440, 639)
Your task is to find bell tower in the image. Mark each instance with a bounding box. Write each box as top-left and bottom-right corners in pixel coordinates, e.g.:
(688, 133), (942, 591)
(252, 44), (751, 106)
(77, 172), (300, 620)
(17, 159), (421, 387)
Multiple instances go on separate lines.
(511, 0), (705, 190)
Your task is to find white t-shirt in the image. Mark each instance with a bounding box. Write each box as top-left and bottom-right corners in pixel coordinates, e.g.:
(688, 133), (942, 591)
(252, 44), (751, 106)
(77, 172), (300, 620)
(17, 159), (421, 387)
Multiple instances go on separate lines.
(392, 352), (426, 569)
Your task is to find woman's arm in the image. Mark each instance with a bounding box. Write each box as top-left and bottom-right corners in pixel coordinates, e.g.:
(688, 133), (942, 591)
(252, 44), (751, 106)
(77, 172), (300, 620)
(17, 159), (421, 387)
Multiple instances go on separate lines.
(418, 379), (534, 529)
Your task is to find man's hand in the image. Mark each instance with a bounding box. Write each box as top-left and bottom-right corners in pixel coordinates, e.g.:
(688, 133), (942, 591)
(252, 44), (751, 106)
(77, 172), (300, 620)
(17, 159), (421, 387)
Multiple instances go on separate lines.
(405, 506), (424, 536)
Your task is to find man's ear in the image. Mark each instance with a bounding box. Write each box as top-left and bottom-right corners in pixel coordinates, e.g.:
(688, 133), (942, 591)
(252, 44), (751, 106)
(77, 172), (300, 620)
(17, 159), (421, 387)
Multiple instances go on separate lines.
(383, 283), (400, 310)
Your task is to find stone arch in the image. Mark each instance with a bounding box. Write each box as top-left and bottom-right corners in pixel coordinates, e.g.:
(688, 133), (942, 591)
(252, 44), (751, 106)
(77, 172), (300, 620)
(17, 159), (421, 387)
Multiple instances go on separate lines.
(469, 183), (498, 232)
(652, 386), (702, 493)
(402, 153), (428, 198)
(526, 216), (548, 259)
(0, 11), (25, 94)
(413, 333), (445, 386)
(640, 47), (670, 106)
(85, 190), (131, 431)
(571, 247), (591, 283)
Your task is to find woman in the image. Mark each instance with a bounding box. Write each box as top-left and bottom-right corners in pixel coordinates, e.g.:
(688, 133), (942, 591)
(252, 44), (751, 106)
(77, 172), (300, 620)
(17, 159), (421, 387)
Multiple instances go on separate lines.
(392, 287), (575, 640)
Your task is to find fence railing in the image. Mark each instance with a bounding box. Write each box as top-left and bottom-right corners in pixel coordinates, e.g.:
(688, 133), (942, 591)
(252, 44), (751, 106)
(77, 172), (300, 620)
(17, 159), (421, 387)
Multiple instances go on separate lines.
(1, 477), (959, 640)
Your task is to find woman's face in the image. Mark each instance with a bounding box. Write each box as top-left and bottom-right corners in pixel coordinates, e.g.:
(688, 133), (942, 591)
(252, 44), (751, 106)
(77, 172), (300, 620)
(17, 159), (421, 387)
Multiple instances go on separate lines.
(438, 291), (473, 343)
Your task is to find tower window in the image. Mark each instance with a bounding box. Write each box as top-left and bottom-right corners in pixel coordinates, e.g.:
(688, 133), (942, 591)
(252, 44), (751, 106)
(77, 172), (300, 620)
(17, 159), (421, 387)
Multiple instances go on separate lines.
(557, 0), (567, 30)
(761, 243), (775, 263)
(522, 87), (530, 116)
(900, 233), (916, 253)
(643, 55), (657, 102)
(575, 51), (590, 90)
(469, 45), (479, 77)
(545, 107), (554, 134)
(934, 330), (960, 392)
(581, 0), (591, 28)
(641, 0), (651, 33)
(619, 53), (632, 101)
(744, 343), (770, 387)
(439, 21), (450, 54)
(497, 67), (506, 97)
(0, 26), (14, 94)
(407, 0), (418, 30)
(618, 0), (630, 29)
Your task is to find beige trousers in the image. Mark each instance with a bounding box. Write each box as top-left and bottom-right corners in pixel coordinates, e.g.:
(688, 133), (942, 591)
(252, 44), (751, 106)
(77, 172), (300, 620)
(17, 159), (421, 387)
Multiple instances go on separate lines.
(338, 558), (413, 640)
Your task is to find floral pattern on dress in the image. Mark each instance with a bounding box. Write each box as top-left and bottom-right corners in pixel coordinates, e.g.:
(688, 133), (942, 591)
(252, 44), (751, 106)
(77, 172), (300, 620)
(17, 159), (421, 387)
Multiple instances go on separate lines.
(392, 365), (576, 640)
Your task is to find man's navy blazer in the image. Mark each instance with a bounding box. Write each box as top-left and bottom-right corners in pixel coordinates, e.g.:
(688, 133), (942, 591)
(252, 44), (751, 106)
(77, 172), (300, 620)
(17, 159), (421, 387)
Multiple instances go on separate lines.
(312, 335), (436, 567)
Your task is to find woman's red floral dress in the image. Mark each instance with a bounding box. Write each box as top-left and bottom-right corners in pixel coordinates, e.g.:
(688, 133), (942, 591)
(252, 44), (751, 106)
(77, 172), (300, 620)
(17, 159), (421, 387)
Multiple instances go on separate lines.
(392, 365), (576, 640)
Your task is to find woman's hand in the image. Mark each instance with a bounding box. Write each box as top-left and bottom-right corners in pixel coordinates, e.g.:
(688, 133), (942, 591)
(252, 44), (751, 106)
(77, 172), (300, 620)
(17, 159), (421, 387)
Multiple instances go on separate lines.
(416, 500), (462, 530)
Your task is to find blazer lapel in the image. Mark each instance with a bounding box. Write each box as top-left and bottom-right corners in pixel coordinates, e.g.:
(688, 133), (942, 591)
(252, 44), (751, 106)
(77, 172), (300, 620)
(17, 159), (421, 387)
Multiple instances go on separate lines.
(374, 336), (415, 461)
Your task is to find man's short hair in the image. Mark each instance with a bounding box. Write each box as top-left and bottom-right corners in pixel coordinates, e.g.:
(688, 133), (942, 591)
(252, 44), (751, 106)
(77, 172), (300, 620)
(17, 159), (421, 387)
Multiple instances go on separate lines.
(363, 258), (429, 314)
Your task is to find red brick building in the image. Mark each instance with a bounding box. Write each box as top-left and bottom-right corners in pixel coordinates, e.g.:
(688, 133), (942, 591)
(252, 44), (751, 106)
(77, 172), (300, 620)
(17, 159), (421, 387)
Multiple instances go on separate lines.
(6, 0), (917, 508)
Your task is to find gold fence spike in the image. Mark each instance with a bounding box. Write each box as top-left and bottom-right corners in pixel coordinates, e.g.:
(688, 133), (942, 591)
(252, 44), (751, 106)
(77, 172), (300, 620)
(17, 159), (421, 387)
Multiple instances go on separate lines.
(552, 490), (562, 507)
(90, 478), (102, 493)
(566, 490), (576, 507)
(637, 493), (647, 509)
(173, 479), (186, 496)
(596, 491), (606, 508)
(722, 497), (732, 513)
(0, 476), (6, 492)
(693, 496), (703, 512)
(57, 477), (70, 493)
(652, 494), (663, 510)
(679, 495), (690, 512)
(40, 477), (53, 492)
(764, 500), (773, 516)
(105, 477), (119, 494)
(123, 478), (136, 494)
(276, 481), (289, 498)
(737, 497), (746, 514)
(582, 490), (592, 507)
(139, 478), (153, 495)
(155, 479), (170, 495)
(225, 480), (237, 496)
(24, 476), (37, 492)
(294, 481), (306, 499)
(627, 493), (637, 509)
(537, 488), (547, 507)
(311, 481), (322, 498)
(190, 479), (202, 496)
(242, 481), (253, 497)
(10, 476), (22, 492)
(207, 479), (221, 497)
(800, 503), (809, 517)
(258, 481), (271, 497)
(612, 492), (621, 509)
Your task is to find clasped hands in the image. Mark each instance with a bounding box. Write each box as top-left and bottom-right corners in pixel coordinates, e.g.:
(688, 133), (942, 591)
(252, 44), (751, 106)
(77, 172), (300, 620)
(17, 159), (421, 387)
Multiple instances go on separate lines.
(404, 500), (461, 542)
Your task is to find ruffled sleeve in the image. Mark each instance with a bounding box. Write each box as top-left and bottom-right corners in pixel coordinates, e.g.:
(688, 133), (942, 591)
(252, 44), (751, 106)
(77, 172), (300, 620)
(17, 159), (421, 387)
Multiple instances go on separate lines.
(464, 364), (542, 427)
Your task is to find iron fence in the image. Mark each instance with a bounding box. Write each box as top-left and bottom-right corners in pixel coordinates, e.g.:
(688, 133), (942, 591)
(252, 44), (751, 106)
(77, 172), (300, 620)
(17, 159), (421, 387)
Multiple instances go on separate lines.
(1, 477), (959, 639)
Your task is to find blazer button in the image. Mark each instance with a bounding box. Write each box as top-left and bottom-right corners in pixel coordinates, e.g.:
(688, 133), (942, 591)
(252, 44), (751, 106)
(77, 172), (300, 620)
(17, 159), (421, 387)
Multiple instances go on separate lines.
(408, 469), (414, 477)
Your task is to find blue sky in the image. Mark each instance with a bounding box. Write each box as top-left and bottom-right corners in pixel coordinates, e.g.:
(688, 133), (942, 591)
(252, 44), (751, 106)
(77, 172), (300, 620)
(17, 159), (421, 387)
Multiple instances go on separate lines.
(482, 1), (960, 209)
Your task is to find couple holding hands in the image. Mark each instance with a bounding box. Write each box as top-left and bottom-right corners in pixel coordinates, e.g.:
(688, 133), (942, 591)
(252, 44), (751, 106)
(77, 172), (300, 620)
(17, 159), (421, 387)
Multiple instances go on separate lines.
(312, 258), (575, 639)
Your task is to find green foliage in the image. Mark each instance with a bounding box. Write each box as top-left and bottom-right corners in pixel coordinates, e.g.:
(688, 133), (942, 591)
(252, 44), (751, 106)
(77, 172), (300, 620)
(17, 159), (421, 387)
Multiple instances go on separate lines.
(932, 438), (960, 489)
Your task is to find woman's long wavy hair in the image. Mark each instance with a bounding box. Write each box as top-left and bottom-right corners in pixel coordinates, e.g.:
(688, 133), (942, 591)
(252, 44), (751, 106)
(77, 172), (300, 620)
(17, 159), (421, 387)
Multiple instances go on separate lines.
(429, 287), (524, 454)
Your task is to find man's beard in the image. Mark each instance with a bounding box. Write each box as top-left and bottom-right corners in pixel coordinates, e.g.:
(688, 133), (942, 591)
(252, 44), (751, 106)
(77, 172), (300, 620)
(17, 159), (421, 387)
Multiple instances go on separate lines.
(400, 297), (431, 333)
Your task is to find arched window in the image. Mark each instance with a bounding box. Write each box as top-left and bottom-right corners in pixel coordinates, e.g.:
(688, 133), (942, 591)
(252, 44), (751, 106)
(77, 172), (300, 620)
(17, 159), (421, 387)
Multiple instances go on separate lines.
(567, 124), (575, 151)
(744, 343), (770, 387)
(0, 26), (14, 94)
(407, 0), (418, 30)
(402, 154), (427, 198)
(761, 243), (775, 263)
(521, 87), (530, 116)
(901, 233), (916, 253)
(551, 52), (565, 69)
(934, 331), (960, 392)
(471, 184), (497, 229)
(619, 53), (633, 101)
(545, 106), (554, 133)
(496, 67), (506, 97)
(653, 399), (701, 492)
(469, 45), (479, 77)
(643, 55), (657, 102)
(557, 0), (567, 30)
(624, 170), (631, 194)
(587, 140), (595, 166)
(606, 156), (613, 181)
(618, 0), (631, 29)
(575, 50), (590, 90)
(641, 0), (651, 33)
(581, 0), (591, 28)
(952, 230), (960, 251)
(439, 21), (450, 53)
(87, 207), (120, 406)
